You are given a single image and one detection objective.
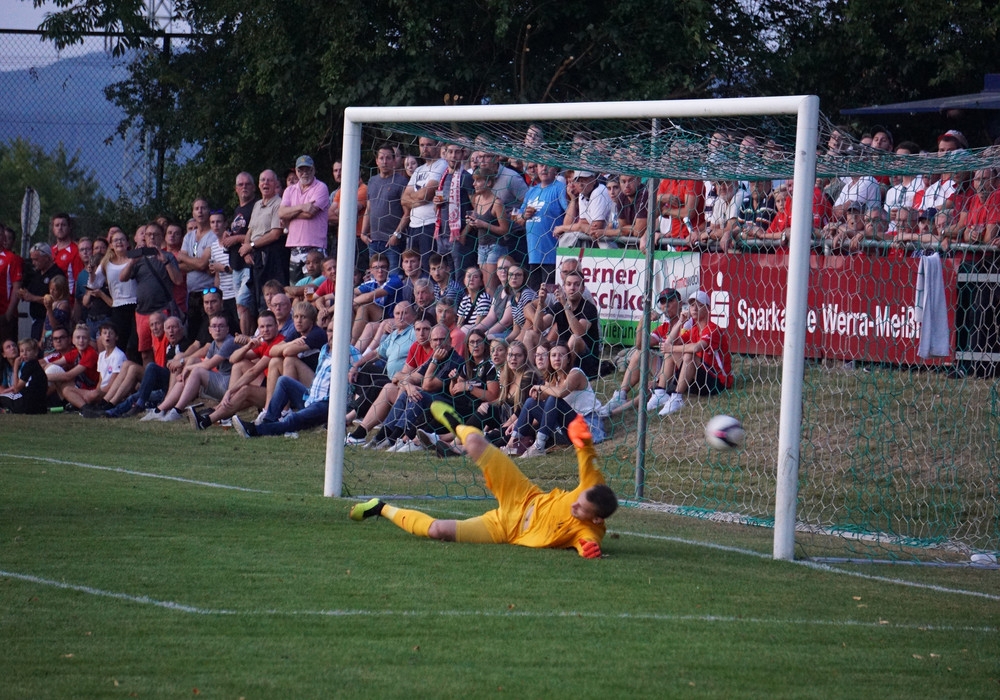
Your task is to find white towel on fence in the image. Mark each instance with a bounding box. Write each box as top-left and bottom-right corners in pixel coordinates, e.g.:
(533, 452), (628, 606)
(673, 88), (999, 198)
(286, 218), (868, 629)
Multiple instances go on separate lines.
(915, 252), (950, 358)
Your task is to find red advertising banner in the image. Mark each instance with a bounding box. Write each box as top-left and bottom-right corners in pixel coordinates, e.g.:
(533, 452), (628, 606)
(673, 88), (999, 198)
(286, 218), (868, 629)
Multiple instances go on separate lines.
(701, 253), (958, 364)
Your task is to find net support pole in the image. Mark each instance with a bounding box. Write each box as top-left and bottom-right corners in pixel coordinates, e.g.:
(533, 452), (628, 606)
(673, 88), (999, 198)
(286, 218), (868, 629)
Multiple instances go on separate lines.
(324, 117), (363, 497)
(634, 178), (659, 501)
(772, 95), (820, 560)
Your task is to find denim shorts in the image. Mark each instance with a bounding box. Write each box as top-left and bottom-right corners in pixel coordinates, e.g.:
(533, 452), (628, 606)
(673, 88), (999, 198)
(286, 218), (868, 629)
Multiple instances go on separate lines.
(478, 241), (509, 265)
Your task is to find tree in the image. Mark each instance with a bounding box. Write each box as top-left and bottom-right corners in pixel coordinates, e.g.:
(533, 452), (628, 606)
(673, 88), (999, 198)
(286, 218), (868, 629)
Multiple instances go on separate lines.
(0, 138), (110, 245)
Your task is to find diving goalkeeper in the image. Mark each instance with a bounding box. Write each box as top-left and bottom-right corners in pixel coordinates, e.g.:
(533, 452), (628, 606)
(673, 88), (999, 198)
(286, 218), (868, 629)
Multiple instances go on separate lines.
(349, 403), (618, 558)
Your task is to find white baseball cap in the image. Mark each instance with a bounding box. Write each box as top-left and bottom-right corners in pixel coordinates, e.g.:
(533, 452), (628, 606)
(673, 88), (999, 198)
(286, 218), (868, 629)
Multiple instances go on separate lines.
(688, 290), (710, 306)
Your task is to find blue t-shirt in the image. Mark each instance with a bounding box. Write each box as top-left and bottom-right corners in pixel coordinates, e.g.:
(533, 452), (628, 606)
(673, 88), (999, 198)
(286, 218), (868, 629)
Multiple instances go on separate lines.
(357, 274), (405, 309)
(287, 325), (328, 371)
(522, 180), (567, 264)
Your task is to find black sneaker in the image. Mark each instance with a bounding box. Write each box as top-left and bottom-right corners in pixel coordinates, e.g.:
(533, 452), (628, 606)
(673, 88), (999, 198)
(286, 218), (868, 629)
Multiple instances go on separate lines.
(232, 415), (256, 438)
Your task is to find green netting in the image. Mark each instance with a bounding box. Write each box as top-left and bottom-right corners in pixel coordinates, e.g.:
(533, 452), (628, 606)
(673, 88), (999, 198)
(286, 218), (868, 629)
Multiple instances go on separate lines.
(342, 112), (1000, 565)
(372, 113), (1000, 180)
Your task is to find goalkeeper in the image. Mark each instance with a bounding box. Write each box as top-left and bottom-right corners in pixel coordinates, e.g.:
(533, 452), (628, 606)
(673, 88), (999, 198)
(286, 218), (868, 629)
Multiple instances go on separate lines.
(349, 403), (618, 558)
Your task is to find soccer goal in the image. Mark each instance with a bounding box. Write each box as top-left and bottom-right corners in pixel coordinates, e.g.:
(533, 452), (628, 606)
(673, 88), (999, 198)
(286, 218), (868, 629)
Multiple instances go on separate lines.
(325, 98), (1000, 565)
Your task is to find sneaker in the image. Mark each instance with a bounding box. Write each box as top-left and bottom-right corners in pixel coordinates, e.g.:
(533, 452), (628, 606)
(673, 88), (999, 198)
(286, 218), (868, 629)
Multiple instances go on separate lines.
(80, 404), (106, 419)
(187, 406), (205, 430)
(601, 391), (627, 416)
(394, 441), (424, 454)
(345, 434), (370, 447)
(520, 443), (547, 459)
(253, 409), (268, 426)
(435, 441), (461, 458)
(657, 393), (685, 416)
(139, 408), (161, 422)
(122, 403), (145, 418)
(219, 418), (232, 428)
(232, 415), (254, 438)
(349, 498), (385, 521)
(372, 438), (395, 451)
(157, 408), (183, 422)
(416, 429), (439, 448)
(646, 389), (668, 411)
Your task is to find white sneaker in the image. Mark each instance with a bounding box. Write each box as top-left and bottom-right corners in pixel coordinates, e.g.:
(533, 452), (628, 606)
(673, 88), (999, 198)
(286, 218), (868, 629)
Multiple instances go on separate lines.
(157, 408), (183, 422)
(646, 389), (668, 411)
(345, 434), (370, 447)
(394, 440), (424, 454)
(601, 391), (627, 417)
(372, 438), (395, 451)
(219, 418), (232, 427)
(657, 393), (684, 416)
(416, 429), (439, 447)
(520, 443), (547, 458)
(253, 409), (268, 426)
(139, 408), (160, 422)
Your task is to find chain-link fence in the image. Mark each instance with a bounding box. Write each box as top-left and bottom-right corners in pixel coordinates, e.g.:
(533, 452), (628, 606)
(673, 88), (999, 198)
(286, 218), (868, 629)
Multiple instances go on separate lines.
(0, 29), (157, 247)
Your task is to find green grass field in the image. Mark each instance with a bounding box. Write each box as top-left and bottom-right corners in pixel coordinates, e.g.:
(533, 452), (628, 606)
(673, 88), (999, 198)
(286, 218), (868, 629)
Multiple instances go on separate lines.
(2, 415), (998, 698)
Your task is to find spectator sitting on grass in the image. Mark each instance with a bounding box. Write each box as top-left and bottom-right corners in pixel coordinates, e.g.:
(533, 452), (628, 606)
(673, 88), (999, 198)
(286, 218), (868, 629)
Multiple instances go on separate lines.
(262, 301), (326, 416)
(0, 338), (48, 414)
(107, 315), (191, 419)
(66, 321), (126, 412)
(46, 323), (99, 408)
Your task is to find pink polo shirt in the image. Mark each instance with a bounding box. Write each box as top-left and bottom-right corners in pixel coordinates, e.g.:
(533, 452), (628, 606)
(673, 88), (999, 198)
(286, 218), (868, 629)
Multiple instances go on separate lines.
(282, 179), (331, 248)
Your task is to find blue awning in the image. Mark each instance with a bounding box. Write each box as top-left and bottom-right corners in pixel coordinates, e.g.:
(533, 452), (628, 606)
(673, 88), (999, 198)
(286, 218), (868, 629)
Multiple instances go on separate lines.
(842, 74), (1000, 115)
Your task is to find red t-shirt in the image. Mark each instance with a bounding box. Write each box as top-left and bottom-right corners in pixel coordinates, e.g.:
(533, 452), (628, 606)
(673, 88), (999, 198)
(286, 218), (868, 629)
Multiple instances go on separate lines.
(657, 179), (705, 238)
(405, 342), (433, 369)
(252, 334), (285, 378)
(690, 321), (733, 389)
(53, 242), (85, 296)
(64, 345), (100, 389)
(964, 190), (1000, 228)
(0, 250), (24, 315)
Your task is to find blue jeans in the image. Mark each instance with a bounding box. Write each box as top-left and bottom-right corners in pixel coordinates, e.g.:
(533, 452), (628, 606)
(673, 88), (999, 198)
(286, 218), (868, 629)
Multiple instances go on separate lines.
(255, 375), (328, 436)
(106, 363), (170, 416)
(406, 223), (437, 275)
(513, 396), (574, 443)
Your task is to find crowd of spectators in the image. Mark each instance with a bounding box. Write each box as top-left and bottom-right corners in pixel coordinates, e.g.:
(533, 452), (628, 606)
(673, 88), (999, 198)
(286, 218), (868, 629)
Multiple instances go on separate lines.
(2, 123), (994, 446)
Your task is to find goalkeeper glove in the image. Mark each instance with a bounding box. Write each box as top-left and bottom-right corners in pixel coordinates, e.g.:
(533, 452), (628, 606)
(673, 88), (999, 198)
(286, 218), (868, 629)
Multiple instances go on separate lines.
(579, 539), (602, 559)
(567, 414), (593, 448)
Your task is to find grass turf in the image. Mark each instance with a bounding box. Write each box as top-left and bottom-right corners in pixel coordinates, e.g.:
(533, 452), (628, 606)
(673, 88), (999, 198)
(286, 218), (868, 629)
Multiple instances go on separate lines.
(1, 414), (998, 698)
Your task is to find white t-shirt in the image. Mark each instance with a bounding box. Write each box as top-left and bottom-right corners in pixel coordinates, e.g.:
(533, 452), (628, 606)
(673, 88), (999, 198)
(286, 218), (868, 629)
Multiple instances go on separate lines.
(834, 177), (882, 211)
(578, 184), (613, 225)
(407, 159), (449, 227)
(98, 346), (127, 389)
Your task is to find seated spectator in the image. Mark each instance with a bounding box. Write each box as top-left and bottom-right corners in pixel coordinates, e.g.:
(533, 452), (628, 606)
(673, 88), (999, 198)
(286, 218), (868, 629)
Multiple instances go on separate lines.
(364, 323), (463, 451)
(820, 203), (867, 254)
(489, 340), (541, 450)
(46, 324), (99, 407)
(310, 257), (337, 327)
(264, 301), (326, 413)
(101, 312), (167, 409)
(266, 291), (295, 340)
(188, 309), (285, 429)
(396, 248), (426, 304)
(435, 298), (467, 358)
(495, 264), (537, 351)
(532, 269), (602, 379)
(646, 290), (733, 416)
(428, 253), (462, 304)
(350, 252), (404, 345)
(40, 327), (73, 381)
(832, 175), (882, 222)
(474, 255), (514, 339)
(147, 314), (237, 421)
(1, 338), (18, 390)
(348, 301), (417, 418)
(455, 266), (492, 335)
(64, 322), (126, 411)
(444, 329), (500, 424)
(884, 142), (926, 234)
(742, 185), (790, 248)
(233, 320), (349, 439)
(0, 338), (48, 414)
(601, 288), (684, 417)
(285, 249), (326, 301)
(509, 344), (605, 458)
(345, 315), (433, 444)
(411, 278), (437, 320)
(108, 315), (191, 419)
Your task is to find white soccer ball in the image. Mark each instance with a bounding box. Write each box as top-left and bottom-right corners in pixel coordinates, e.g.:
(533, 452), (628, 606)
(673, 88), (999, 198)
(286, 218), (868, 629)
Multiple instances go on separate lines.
(705, 415), (745, 450)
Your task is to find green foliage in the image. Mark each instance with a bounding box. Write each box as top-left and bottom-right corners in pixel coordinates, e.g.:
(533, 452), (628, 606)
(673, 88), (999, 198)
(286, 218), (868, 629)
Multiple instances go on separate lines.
(0, 138), (109, 243)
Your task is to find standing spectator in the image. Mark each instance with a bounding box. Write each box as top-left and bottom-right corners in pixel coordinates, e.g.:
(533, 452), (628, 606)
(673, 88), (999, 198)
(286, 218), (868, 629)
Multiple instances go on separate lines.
(49, 213), (85, 296)
(326, 160), (343, 231)
(649, 175), (705, 252)
(19, 243), (65, 341)
(280, 156), (330, 282)
(402, 137), (449, 273)
(556, 171), (615, 248)
(41, 275), (71, 354)
(885, 142), (926, 234)
(207, 211), (241, 333)
(120, 222), (183, 366)
(362, 144), (410, 274)
(435, 144), (475, 276)
(958, 168), (1000, 245)
(240, 170), (287, 309)
(465, 168), (510, 290)
(514, 164), (566, 289)
(0, 226), (23, 343)
(223, 172), (259, 335)
(176, 199), (218, 339)
(332, 164), (368, 268)
(101, 228), (138, 358)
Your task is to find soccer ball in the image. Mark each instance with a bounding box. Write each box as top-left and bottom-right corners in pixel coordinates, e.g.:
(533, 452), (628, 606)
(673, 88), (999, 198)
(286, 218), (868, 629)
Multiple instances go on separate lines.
(705, 415), (745, 450)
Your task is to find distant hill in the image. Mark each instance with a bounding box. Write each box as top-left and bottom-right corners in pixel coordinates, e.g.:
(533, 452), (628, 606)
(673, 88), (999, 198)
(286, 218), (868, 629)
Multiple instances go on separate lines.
(0, 50), (140, 197)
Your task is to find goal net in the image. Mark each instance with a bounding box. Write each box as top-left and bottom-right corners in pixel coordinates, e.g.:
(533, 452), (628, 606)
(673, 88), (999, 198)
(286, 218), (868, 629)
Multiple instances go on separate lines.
(327, 99), (1000, 565)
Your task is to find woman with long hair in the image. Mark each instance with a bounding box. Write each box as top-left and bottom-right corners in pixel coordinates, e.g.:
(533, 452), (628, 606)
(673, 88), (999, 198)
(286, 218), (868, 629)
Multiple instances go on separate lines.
(508, 344), (604, 458)
(101, 228), (138, 359)
(42, 274), (72, 354)
(446, 329), (500, 423)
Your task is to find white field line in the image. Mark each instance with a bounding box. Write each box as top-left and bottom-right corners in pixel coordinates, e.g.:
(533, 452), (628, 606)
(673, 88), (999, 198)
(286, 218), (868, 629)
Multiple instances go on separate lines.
(1, 570), (996, 632)
(3, 454), (270, 493)
(5, 454), (997, 603)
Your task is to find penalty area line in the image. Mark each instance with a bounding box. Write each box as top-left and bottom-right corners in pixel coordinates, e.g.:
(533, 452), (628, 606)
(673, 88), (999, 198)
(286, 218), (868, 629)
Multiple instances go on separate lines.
(616, 530), (1000, 602)
(1, 569), (994, 633)
(3, 453), (270, 494)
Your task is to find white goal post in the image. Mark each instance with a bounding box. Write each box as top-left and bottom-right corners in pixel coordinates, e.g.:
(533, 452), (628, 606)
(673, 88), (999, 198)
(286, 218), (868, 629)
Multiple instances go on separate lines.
(325, 96), (820, 561)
